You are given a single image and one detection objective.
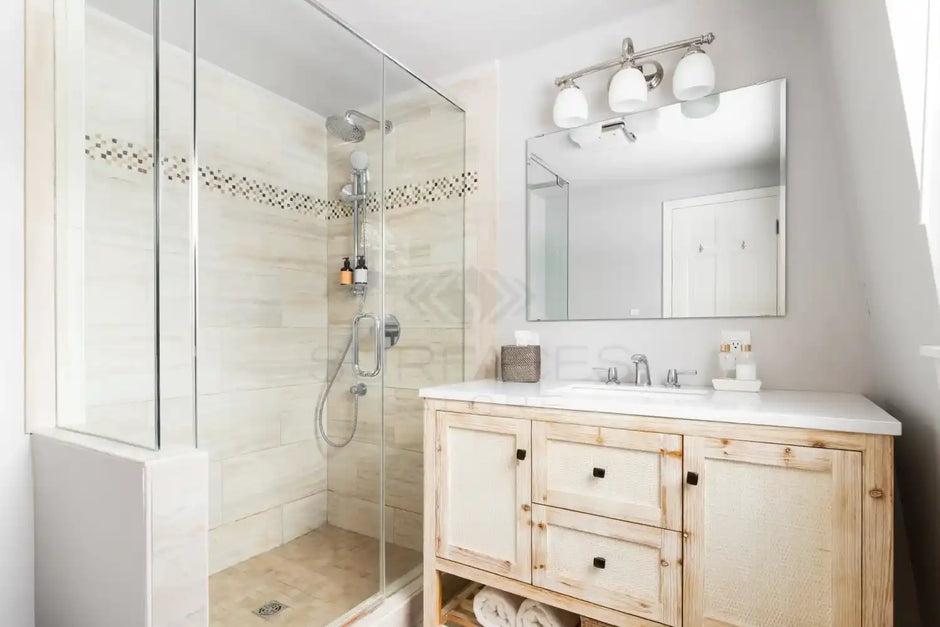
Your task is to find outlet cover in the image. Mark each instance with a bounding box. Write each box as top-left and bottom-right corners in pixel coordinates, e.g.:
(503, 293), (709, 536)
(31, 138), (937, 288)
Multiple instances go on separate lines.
(721, 330), (751, 353)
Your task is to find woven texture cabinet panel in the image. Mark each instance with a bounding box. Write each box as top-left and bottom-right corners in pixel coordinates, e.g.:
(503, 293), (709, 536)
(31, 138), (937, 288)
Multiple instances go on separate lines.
(533, 422), (682, 529)
(683, 437), (862, 626)
(436, 412), (532, 582)
(532, 506), (681, 626)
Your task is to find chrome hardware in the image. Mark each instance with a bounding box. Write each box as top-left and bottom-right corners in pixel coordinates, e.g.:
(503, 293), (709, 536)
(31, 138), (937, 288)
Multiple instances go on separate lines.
(349, 383), (367, 396)
(631, 354), (651, 386)
(352, 313), (381, 377)
(385, 313), (401, 348)
(665, 368), (698, 388)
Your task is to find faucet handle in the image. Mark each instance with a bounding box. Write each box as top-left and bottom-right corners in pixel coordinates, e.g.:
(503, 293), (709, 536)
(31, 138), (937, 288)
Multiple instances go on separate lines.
(631, 353), (648, 363)
(592, 366), (620, 384)
(665, 368), (698, 388)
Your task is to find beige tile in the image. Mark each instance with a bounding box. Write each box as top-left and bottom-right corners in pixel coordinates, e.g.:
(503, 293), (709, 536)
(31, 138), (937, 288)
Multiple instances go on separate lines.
(221, 440), (326, 523)
(209, 462), (222, 529)
(327, 492), (382, 540)
(327, 440), (380, 503)
(385, 446), (423, 514)
(150, 452), (209, 627)
(384, 327), (464, 388)
(198, 389), (282, 461)
(389, 507), (423, 552)
(209, 507), (282, 574)
(279, 383), (322, 445)
(282, 492), (327, 543)
(384, 387), (423, 453)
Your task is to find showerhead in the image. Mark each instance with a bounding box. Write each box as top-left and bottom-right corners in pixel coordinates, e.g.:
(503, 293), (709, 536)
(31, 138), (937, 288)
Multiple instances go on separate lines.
(325, 109), (393, 143)
(350, 151), (369, 171)
(326, 114), (365, 143)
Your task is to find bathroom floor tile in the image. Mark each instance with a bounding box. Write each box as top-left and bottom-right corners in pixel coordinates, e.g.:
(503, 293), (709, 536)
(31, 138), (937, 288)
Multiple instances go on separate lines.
(210, 524), (421, 626)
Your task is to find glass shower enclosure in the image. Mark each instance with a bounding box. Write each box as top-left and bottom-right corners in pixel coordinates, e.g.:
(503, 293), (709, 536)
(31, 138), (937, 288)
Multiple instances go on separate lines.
(54, 0), (465, 623)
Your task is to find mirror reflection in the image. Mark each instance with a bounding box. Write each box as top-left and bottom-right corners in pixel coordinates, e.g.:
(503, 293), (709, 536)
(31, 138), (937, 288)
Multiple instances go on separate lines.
(527, 79), (786, 320)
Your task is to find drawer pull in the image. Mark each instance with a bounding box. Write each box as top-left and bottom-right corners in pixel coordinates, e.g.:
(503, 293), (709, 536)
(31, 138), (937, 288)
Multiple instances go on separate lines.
(592, 467), (606, 478)
(516, 449), (527, 461)
(686, 471), (699, 485)
(593, 557), (606, 569)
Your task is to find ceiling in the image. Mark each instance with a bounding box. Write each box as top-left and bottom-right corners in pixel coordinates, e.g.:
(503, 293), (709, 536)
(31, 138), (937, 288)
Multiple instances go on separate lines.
(315, 0), (665, 79)
(529, 80), (784, 181)
(88, 0), (663, 117)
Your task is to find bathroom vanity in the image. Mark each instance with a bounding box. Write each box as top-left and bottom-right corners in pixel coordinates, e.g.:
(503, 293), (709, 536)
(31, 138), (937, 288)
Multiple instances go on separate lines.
(420, 381), (900, 627)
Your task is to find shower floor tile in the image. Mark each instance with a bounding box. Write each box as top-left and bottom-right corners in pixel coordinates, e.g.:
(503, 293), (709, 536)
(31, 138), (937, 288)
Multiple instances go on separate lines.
(210, 524), (421, 627)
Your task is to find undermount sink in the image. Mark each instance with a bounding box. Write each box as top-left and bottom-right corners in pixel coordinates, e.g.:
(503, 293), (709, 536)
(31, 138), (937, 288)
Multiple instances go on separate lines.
(551, 382), (711, 398)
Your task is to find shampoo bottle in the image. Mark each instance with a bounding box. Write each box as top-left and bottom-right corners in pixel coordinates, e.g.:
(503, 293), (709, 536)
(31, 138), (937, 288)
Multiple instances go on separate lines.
(339, 257), (353, 285)
(354, 256), (368, 285)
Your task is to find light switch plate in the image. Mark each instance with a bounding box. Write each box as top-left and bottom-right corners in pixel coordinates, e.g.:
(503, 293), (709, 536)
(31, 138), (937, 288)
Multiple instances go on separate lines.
(721, 330), (751, 353)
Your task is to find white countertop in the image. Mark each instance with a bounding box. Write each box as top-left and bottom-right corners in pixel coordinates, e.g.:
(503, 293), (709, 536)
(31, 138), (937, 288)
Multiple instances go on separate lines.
(419, 380), (902, 436)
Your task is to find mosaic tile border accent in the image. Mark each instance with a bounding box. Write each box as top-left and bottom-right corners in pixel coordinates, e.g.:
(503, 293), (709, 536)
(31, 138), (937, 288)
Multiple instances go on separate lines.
(85, 133), (477, 219)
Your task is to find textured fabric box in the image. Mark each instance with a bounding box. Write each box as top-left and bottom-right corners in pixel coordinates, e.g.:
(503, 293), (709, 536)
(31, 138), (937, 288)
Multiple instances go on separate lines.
(501, 345), (541, 382)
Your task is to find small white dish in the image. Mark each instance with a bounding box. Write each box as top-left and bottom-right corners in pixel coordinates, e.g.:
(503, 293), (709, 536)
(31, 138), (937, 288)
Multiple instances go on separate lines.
(712, 378), (762, 392)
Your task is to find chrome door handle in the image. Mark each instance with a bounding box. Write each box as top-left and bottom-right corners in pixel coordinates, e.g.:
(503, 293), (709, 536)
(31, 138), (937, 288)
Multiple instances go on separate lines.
(352, 313), (381, 378)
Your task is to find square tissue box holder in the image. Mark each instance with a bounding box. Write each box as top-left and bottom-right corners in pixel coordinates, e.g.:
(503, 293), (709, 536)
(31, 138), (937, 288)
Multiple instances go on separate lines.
(501, 345), (541, 383)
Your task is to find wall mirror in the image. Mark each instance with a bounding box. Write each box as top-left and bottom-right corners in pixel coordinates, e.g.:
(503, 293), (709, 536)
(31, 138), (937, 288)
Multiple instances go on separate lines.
(527, 79), (786, 320)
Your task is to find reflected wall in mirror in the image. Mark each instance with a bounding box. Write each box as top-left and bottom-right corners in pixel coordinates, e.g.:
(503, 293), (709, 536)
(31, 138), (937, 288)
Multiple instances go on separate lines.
(527, 79), (786, 320)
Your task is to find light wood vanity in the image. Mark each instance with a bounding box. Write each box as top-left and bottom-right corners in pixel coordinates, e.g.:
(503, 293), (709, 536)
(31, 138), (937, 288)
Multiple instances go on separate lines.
(421, 381), (900, 627)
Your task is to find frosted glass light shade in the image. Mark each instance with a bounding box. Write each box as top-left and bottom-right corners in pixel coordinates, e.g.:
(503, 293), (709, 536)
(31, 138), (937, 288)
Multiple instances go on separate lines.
(673, 49), (715, 101)
(553, 84), (588, 128)
(608, 66), (648, 113)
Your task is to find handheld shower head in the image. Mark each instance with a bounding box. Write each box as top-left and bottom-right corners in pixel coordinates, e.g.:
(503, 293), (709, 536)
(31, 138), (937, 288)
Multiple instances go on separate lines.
(350, 151), (369, 171)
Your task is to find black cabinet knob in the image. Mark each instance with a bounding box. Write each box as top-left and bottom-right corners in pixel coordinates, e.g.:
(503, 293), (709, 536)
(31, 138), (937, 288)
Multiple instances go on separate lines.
(593, 557), (606, 569)
(592, 467), (606, 478)
(516, 449), (527, 461)
(686, 471), (699, 485)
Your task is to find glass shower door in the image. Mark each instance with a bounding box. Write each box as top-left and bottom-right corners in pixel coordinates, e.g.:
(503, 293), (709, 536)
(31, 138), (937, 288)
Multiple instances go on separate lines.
(381, 59), (466, 592)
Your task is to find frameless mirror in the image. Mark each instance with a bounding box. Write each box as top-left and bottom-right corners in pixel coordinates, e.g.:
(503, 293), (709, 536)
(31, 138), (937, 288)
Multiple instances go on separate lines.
(527, 79), (786, 320)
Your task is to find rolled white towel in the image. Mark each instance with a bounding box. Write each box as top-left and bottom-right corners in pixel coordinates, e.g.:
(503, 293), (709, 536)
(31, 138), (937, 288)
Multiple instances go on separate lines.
(516, 599), (580, 627)
(472, 586), (525, 627)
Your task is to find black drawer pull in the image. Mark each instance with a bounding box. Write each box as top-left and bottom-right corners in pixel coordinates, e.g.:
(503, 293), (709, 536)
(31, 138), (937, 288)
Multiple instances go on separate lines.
(687, 471), (699, 485)
(516, 449), (527, 461)
(593, 557), (606, 569)
(592, 467), (606, 478)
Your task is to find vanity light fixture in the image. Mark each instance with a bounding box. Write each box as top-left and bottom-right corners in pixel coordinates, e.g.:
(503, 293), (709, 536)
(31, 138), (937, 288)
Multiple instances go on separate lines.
(552, 80), (589, 128)
(552, 32), (716, 127)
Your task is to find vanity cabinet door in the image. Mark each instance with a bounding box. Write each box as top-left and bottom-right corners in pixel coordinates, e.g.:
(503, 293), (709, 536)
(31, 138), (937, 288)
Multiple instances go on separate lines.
(683, 437), (862, 626)
(532, 422), (682, 529)
(435, 412), (531, 582)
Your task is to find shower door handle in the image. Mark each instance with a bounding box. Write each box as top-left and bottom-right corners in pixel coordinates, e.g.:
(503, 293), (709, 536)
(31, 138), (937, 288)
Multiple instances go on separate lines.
(352, 313), (382, 378)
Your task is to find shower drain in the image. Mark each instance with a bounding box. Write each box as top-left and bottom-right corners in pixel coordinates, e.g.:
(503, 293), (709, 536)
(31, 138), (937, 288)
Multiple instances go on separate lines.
(254, 601), (287, 617)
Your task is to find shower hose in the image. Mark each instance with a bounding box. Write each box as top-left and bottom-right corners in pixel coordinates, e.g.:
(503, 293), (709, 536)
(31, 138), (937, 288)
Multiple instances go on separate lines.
(315, 294), (366, 448)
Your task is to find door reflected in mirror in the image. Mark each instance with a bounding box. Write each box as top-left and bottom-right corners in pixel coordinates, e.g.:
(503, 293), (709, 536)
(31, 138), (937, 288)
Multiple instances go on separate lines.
(526, 79), (786, 321)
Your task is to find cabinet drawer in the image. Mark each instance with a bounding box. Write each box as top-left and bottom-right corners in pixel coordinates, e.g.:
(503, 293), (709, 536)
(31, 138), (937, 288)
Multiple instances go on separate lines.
(533, 506), (681, 626)
(532, 422), (682, 530)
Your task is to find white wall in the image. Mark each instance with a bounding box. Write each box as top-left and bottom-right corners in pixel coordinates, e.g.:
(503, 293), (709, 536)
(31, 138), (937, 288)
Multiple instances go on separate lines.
(0, 0), (36, 625)
(817, 0), (940, 623)
(498, 0), (871, 390)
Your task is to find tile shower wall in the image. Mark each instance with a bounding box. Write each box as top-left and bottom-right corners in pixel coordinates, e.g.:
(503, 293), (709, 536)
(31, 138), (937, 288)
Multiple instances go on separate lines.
(82, 9), (330, 574)
(324, 72), (493, 553)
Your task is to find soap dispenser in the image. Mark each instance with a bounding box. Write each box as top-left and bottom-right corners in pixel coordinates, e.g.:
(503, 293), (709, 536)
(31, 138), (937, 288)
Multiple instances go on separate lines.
(339, 257), (353, 285)
(354, 256), (368, 285)
(735, 344), (757, 381)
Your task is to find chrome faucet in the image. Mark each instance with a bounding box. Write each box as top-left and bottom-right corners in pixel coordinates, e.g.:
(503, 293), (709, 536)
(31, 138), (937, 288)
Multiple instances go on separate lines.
(631, 354), (651, 386)
(604, 367), (620, 385)
(665, 369), (698, 388)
